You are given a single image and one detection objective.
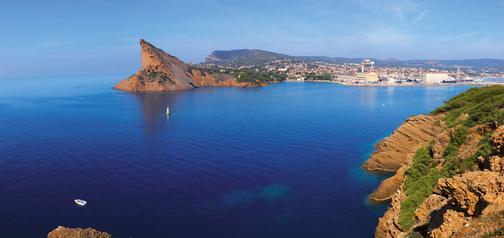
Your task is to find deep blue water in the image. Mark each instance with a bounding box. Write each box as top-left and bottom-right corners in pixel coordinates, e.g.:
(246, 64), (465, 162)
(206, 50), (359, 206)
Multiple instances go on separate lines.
(0, 75), (479, 238)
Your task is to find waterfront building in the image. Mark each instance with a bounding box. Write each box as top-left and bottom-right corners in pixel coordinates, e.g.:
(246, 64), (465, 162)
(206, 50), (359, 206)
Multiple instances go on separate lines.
(423, 73), (448, 84)
(355, 72), (378, 83)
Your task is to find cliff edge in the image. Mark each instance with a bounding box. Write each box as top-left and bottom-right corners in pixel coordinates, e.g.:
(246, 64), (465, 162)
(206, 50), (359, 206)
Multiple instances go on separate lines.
(362, 114), (443, 173)
(113, 40), (269, 92)
(363, 114), (443, 202)
(367, 85), (504, 238)
(113, 39), (198, 92)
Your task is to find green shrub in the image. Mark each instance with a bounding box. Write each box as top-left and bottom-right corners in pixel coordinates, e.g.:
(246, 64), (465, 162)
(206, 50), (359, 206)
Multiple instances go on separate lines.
(432, 86), (504, 127)
(148, 71), (162, 79)
(443, 126), (469, 158)
(400, 168), (441, 231)
(161, 75), (175, 85)
(403, 147), (433, 191)
(484, 227), (504, 237)
(399, 86), (504, 232)
(399, 147), (442, 231)
(460, 132), (493, 172)
(406, 231), (424, 238)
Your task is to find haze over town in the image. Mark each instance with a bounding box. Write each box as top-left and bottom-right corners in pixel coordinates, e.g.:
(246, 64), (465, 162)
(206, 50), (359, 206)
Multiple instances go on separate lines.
(1, 0), (504, 77)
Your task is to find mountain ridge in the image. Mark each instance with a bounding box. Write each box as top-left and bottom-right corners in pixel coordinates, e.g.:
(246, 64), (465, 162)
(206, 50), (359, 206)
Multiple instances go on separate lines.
(203, 49), (504, 71)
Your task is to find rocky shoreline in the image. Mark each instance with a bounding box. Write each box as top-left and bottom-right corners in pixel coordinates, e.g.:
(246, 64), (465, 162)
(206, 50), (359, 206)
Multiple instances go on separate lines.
(47, 226), (114, 238)
(364, 85), (504, 237)
(113, 40), (270, 92)
(336, 81), (503, 87)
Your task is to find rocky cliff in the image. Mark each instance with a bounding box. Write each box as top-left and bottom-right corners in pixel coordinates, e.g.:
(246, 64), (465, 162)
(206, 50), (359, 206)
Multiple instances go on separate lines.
(363, 114), (444, 202)
(368, 86), (504, 238)
(47, 226), (114, 238)
(373, 122), (504, 238)
(188, 68), (269, 88)
(113, 40), (267, 92)
(113, 39), (199, 92)
(362, 114), (444, 173)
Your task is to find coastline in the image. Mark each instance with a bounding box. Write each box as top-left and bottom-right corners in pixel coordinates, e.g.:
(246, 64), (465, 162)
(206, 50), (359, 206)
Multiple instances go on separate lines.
(302, 79), (504, 87)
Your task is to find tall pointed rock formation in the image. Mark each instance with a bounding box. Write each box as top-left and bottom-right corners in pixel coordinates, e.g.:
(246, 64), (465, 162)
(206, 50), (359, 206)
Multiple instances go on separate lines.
(113, 39), (199, 92)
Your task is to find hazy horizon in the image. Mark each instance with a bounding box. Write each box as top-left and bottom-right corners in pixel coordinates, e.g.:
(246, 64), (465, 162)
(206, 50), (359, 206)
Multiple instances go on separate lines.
(2, 0), (504, 78)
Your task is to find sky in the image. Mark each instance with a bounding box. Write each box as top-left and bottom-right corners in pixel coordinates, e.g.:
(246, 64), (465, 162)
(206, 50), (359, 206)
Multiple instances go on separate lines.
(1, 0), (504, 78)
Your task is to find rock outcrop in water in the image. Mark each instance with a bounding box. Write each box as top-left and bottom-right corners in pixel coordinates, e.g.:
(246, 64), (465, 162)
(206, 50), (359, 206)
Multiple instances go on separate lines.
(47, 226), (114, 238)
(367, 86), (504, 238)
(113, 40), (268, 92)
(373, 122), (504, 238)
(363, 114), (444, 203)
(113, 39), (198, 92)
(362, 115), (443, 173)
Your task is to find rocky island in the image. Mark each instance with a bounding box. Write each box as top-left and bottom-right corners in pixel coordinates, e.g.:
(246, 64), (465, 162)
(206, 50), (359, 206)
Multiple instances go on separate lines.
(113, 40), (276, 92)
(364, 85), (504, 237)
(47, 226), (114, 238)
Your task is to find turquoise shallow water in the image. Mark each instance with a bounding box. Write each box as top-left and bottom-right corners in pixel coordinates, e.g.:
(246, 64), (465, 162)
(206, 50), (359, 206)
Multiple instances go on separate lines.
(0, 75), (476, 237)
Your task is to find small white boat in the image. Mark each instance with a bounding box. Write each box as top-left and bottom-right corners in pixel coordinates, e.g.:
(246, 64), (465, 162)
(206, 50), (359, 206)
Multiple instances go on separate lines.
(74, 199), (87, 206)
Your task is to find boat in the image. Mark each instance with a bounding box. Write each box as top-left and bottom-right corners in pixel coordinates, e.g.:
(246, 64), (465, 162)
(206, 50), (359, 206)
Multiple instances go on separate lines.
(74, 199), (87, 206)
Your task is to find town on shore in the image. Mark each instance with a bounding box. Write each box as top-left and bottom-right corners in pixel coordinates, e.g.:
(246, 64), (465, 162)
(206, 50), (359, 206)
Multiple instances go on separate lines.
(201, 58), (504, 87)
(115, 40), (504, 92)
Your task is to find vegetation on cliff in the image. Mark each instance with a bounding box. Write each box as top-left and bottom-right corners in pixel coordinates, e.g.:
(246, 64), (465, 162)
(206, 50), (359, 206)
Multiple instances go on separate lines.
(136, 71), (175, 86)
(113, 39), (199, 92)
(397, 130), (493, 230)
(432, 86), (504, 127)
(189, 67), (287, 84)
(372, 85), (504, 237)
(399, 148), (441, 230)
(398, 87), (504, 232)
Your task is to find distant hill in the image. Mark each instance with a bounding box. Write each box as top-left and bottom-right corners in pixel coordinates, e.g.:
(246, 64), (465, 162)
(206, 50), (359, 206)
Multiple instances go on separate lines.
(205, 49), (293, 66)
(203, 49), (504, 72)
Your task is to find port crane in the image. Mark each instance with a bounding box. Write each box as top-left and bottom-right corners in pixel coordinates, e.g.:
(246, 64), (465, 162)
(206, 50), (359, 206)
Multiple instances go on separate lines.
(361, 59), (374, 73)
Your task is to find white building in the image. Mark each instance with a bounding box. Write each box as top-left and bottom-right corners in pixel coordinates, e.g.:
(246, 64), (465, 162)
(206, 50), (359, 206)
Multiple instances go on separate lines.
(423, 73), (448, 84)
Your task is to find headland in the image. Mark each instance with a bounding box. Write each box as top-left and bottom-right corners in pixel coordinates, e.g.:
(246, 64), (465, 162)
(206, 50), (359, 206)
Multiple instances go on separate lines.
(364, 85), (504, 237)
(112, 40), (282, 92)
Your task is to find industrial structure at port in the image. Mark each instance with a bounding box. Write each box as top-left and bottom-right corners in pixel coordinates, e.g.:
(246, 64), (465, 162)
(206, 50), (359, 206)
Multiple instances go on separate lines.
(202, 49), (504, 86)
(339, 59), (490, 85)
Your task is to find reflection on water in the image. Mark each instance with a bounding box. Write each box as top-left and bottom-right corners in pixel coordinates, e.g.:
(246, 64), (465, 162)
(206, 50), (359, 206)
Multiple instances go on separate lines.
(0, 76), (484, 237)
(132, 91), (186, 144)
(360, 87), (378, 107)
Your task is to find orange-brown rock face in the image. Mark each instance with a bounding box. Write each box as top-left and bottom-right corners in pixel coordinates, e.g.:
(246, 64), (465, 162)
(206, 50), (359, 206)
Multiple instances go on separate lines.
(362, 114), (443, 172)
(437, 171), (504, 216)
(113, 39), (199, 92)
(490, 125), (504, 154)
(47, 226), (114, 238)
(366, 115), (443, 205)
(188, 69), (269, 88)
(369, 165), (407, 203)
(113, 40), (269, 92)
(375, 189), (408, 238)
(374, 125), (504, 238)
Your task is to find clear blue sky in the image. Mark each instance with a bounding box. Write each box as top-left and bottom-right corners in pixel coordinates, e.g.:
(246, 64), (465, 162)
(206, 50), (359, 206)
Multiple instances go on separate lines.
(1, 0), (504, 77)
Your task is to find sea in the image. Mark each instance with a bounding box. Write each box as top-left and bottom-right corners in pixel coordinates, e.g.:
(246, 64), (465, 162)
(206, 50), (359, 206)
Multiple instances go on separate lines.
(0, 75), (496, 238)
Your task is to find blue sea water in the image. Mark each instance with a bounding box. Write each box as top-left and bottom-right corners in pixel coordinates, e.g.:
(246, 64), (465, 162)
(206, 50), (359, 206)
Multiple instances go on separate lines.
(0, 75), (479, 238)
